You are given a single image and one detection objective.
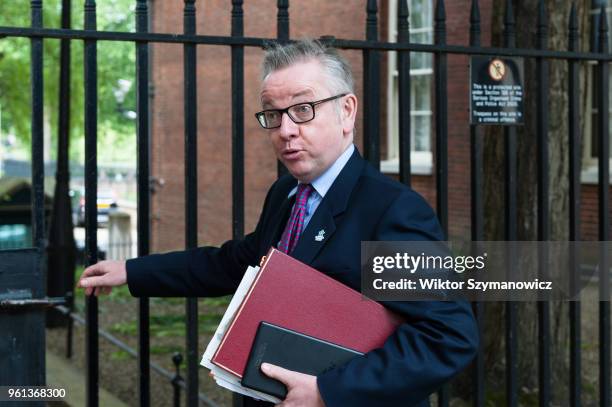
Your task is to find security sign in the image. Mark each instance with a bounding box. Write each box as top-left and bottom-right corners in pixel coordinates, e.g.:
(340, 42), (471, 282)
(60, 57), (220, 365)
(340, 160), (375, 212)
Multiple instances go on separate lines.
(488, 59), (506, 81)
(470, 56), (524, 125)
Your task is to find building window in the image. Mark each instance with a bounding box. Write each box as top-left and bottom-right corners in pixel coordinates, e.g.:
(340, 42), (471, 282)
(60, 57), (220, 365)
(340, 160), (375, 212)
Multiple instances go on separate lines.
(384, 0), (433, 175)
(584, 2), (612, 184)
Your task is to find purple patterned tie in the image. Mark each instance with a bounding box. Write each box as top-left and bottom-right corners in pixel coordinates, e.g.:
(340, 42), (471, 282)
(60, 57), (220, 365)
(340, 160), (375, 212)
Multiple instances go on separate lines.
(278, 184), (314, 254)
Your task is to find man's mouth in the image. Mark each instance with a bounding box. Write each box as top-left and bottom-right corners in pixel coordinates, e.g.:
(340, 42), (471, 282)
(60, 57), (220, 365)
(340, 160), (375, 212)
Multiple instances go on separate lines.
(282, 149), (303, 160)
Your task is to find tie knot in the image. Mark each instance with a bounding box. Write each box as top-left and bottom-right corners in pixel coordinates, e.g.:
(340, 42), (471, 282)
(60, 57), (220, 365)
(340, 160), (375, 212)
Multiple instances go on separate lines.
(295, 183), (313, 205)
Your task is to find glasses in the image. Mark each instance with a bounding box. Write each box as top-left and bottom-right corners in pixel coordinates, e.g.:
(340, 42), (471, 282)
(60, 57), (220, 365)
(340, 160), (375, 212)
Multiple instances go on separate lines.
(255, 93), (347, 129)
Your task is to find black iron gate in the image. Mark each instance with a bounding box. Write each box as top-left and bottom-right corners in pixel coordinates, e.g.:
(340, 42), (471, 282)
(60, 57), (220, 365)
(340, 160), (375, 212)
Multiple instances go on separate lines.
(0, 2), (50, 397)
(0, 1), (610, 407)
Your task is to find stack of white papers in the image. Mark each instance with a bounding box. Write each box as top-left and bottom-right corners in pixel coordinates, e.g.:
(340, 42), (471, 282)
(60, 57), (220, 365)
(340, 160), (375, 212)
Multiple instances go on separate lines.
(200, 265), (281, 404)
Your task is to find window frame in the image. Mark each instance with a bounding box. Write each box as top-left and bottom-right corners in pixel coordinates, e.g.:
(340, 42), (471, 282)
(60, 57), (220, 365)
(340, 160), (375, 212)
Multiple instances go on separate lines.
(383, 0), (434, 175)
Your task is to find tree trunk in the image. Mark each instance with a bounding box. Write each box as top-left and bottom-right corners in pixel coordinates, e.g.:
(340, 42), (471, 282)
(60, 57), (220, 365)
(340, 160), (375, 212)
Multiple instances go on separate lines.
(481, 0), (590, 403)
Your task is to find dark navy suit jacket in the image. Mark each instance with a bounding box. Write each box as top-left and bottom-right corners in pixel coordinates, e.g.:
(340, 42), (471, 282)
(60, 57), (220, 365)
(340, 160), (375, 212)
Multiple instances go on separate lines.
(127, 149), (478, 407)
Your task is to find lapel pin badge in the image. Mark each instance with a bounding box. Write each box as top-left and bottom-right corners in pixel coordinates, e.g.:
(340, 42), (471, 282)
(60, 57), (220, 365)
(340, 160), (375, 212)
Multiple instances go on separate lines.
(315, 229), (325, 242)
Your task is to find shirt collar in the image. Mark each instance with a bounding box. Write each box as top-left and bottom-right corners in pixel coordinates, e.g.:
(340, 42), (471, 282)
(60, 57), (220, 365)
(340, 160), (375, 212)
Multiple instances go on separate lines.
(288, 144), (355, 198)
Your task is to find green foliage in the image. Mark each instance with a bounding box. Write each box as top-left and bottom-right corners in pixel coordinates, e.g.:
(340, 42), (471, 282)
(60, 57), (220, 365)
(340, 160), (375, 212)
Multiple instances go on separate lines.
(110, 313), (224, 338)
(0, 0), (137, 165)
(150, 344), (184, 356)
(150, 296), (232, 308)
(111, 346), (185, 362)
(110, 350), (131, 361)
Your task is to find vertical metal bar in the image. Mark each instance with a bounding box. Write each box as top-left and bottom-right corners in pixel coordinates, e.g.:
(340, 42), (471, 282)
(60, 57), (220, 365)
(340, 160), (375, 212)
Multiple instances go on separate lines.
(567, 5), (582, 407)
(434, 0), (448, 238)
(232, 4), (245, 405)
(135, 0), (151, 405)
(183, 1), (199, 406)
(51, 0), (75, 333)
(535, 3), (549, 239)
(596, 7), (611, 407)
(30, 0), (45, 252)
(83, 0), (99, 405)
(47, 0), (76, 329)
(397, 0), (411, 186)
(29, 0), (46, 392)
(63, 0), (73, 355)
(469, 2), (484, 406)
(535, 2), (551, 406)
(363, 0), (380, 169)
(172, 353), (183, 407)
(434, 1), (449, 405)
(276, 0), (289, 178)
(503, 2), (518, 407)
(277, 0), (289, 42)
(232, 0), (245, 241)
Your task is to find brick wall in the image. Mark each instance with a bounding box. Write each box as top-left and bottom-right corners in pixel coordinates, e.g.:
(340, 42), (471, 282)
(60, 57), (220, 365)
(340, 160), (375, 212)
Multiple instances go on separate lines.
(580, 184), (612, 240)
(149, 1), (608, 252)
(149, 1), (369, 252)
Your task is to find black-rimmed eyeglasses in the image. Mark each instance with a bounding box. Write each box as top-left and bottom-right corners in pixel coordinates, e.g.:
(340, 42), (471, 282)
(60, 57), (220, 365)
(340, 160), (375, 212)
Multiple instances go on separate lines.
(255, 93), (347, 129)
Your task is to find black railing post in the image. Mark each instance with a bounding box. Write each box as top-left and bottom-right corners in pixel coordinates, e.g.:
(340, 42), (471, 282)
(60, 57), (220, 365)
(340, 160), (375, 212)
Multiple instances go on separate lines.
(29, 0), (46, 390)
(276, 0), (289, 178)
(232, 0), (245, 241)
(66, 290), (75, 358)
(30, 1), (44, 253)
(47, 0), (76, 329)
(277, 0), (289, 42)
(434, 0), (448, 238)
(231, 3), (251, 404)
(397, 0), (411, 186)
(502, 2), (518, 407)
(469, 1), (484, 406)
(434, 1), (449, 405)
(567, 4), (581, 407)
(83, 0), (99, 405)
(182, 1), (199, 406)
(535, 2), (551, 406)
(135, 1), (151, 405)
(172, 353), (184, 407)
(363, 0), (380, 169)
(232, 3), (246, 405)
(596, 7), (611, 407)
(60, 0), (76, 356)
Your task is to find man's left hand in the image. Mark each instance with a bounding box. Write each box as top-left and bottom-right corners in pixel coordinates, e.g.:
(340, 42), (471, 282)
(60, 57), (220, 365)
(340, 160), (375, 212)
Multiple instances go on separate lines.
(260, 363), (326, 407)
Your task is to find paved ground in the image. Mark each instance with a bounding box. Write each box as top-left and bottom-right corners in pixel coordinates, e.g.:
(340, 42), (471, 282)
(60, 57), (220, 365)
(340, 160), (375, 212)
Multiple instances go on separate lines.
(46, 350), (128, 407)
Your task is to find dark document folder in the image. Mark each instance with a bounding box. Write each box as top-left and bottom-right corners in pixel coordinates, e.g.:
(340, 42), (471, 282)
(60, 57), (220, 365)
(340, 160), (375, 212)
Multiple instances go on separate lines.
(241, 321), (363, 399)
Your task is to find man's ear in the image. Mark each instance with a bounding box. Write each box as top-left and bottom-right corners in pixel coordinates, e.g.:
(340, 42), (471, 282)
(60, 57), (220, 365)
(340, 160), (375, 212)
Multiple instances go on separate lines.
(341, 93), (358, 135)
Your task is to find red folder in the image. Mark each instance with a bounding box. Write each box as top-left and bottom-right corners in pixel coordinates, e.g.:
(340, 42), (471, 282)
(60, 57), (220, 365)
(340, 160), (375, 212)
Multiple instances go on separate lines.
(211, 248), (403, 377)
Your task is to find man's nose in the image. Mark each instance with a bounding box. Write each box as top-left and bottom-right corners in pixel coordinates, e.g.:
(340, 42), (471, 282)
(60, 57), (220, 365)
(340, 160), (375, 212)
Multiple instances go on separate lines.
(278, 112), (299, 140)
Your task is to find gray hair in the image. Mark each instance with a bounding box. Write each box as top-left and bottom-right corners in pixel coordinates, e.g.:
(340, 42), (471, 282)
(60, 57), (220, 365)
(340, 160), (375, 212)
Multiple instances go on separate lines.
(261, 39), (354, 95)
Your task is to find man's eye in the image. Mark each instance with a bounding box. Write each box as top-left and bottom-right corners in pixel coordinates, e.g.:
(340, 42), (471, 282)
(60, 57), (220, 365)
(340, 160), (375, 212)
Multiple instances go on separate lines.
(264, 111), (280, 120)
(295, 105), (312, 113)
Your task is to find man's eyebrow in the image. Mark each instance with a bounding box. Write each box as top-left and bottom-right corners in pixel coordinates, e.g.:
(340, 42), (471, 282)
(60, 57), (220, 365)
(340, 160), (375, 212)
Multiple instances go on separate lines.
(260, 89), (315, 108)
(260, 96), (274, 109)
(292, 90), (315, 99)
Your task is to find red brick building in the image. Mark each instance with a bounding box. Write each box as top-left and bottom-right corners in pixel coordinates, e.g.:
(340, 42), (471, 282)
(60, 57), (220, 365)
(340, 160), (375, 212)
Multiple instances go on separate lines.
(147, 1), (610, 253)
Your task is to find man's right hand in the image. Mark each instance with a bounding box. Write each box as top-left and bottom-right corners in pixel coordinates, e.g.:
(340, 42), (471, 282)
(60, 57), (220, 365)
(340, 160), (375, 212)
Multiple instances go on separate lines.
(77, 260), (128, 296)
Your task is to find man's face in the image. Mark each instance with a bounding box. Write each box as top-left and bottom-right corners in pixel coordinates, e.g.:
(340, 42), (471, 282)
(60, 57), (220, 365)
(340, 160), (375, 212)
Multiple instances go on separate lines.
(260, 59), (357, 183)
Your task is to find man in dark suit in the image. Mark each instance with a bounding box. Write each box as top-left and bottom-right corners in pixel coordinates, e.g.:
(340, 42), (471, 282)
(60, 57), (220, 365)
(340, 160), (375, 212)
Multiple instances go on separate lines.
(79, 39), (478, 407)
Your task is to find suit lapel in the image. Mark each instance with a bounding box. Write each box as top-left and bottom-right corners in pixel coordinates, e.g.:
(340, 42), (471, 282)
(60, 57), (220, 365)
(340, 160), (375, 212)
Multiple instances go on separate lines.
(291, 149), (365, 265)
(291, 199), (336, 264)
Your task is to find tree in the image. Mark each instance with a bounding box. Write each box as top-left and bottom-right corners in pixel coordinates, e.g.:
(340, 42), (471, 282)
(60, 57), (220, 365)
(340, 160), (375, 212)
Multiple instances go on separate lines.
(0, 0), (137, 165)
(482, 0), (591, 404)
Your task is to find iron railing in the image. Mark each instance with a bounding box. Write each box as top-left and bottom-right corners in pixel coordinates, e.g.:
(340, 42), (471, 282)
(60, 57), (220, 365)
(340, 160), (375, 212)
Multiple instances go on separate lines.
(0, 1), (610, 406)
